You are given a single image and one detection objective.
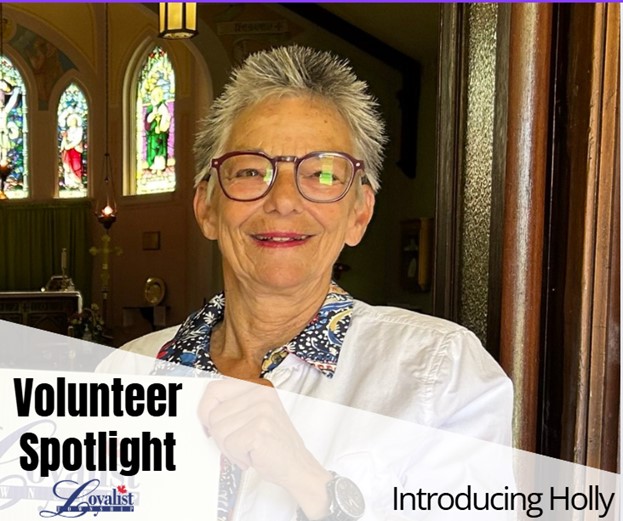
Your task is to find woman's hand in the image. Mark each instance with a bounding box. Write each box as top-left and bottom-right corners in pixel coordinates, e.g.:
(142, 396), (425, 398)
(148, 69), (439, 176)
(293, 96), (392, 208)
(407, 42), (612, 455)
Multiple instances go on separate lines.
(198, 377), (332, 519)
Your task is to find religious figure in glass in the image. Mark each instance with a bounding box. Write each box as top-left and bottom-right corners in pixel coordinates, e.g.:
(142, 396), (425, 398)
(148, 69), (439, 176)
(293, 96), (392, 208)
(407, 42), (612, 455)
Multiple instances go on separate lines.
(0, 56), (28, 199)
(61, 114), (83, 182)
(145, 86), (171, 172)
(135, 47), (175, 194)
(57, 83), (88, 198)
(0, 81), (20, 162)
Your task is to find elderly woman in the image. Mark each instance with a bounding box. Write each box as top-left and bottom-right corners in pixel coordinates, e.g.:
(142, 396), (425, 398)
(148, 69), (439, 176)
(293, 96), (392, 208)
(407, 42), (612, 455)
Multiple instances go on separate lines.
(117, 46), (512, 521)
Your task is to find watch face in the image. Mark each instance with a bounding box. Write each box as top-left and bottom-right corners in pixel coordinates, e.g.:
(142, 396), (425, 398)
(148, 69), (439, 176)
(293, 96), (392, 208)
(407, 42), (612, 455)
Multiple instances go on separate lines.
(334, 477), (365, 519)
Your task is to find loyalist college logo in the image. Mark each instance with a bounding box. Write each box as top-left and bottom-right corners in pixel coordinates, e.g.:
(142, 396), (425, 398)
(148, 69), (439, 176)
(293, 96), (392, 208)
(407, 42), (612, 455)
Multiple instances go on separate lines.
(40, 480), (136, 517)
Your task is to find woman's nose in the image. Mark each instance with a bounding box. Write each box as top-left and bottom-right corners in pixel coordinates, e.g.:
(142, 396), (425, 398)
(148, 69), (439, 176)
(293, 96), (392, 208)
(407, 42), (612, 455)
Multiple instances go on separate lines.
(262, 162), (304, 214)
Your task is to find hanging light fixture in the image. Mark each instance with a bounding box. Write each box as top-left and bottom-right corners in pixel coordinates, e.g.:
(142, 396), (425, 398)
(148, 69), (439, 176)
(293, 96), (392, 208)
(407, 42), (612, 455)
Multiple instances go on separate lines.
(96, 3), (117, 231)
(158, 3), (197, 39)
(97, 153), (117, 230)
(91, 3), (122, 334)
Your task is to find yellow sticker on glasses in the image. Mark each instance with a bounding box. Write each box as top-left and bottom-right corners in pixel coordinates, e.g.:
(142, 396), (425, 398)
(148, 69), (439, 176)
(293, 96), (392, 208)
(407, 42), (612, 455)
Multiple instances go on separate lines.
(263, 167), (274, 184)
(320, 157), (334, 186)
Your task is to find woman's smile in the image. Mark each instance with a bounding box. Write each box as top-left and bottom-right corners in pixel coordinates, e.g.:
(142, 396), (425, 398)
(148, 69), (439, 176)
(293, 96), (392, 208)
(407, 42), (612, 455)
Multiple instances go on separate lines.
(251, 231), (314, 248)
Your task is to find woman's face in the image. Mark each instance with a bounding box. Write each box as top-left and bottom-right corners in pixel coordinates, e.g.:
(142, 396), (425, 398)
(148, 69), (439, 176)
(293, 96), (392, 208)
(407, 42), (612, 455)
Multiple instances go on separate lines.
(194, 95), (375, 292)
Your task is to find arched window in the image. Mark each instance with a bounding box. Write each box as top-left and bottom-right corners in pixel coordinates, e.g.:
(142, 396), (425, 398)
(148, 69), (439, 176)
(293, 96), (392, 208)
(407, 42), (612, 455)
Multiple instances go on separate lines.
(0, 55), (28, 199)
(134, 46), (175, 194)
(57, 83), (88, 198)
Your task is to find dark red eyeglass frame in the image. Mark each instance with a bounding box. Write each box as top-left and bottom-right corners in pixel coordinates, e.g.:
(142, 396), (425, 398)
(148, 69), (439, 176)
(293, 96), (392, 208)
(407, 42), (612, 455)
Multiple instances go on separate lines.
(207, 150), (367, 203)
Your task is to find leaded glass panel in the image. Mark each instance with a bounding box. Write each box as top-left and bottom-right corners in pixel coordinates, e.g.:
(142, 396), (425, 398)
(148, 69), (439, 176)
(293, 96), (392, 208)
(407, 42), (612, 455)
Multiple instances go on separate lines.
(135, 46), (175, 194)
(0, 56), (28, 199)
(57, 83), (88, 198)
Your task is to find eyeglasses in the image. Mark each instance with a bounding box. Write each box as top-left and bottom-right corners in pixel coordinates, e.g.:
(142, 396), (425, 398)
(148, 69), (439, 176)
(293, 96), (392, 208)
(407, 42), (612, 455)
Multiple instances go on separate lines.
(209, 151), (366, 203)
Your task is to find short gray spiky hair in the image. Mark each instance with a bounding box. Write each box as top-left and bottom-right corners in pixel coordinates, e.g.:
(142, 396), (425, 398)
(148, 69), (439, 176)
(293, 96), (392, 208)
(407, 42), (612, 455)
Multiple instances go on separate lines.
(194, 45), (387, 192)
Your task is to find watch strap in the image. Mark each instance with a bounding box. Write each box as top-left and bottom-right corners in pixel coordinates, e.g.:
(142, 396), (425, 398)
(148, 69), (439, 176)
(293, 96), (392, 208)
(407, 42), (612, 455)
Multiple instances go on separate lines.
(296, 472), (365, 521)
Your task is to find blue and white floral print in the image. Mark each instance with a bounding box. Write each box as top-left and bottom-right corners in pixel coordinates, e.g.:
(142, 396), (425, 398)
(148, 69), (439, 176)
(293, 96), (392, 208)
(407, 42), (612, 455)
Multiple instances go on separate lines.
(156, 283), (353, 378)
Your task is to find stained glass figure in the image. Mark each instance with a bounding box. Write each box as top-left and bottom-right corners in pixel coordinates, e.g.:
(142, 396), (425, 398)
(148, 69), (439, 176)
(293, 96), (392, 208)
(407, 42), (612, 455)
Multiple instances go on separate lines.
(57, 83), (88, 198)
(135, 46), (175, 194)
(0, 55), (28, 199)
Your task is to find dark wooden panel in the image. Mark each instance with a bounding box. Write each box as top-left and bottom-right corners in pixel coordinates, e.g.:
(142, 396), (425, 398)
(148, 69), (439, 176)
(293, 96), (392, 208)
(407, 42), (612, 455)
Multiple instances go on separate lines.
(0, 292), (82, 336)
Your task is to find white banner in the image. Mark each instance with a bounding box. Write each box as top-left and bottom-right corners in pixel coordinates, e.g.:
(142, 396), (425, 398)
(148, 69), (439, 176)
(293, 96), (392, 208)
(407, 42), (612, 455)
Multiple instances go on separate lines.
(0, 321), (619, 520)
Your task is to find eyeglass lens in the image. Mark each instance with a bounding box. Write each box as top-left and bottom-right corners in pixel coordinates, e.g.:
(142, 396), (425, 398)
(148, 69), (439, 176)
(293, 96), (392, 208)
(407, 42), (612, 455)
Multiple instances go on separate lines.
(218, 153), (354, 201)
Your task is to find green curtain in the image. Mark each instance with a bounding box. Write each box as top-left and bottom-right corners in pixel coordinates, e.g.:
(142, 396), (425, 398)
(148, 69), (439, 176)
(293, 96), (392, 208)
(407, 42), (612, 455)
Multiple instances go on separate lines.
(0, 200), (93, 304)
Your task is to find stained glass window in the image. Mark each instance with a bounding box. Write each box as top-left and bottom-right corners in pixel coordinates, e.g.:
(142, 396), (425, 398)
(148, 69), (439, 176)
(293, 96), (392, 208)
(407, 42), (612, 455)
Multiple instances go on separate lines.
(57, 83), (88, 198)
(0, 56), (28, 199)
(135, 46), (175, 194)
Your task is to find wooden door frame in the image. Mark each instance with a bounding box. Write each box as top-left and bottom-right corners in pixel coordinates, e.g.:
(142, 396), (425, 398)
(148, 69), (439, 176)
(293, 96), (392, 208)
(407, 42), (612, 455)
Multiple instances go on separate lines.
(434, 3), (619, 470)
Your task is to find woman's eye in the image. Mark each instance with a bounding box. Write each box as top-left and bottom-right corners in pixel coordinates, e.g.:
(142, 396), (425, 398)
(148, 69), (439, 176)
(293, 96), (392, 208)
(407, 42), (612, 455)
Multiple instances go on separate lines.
(234, 168), (261, 178)
(307, 170), (339, 184)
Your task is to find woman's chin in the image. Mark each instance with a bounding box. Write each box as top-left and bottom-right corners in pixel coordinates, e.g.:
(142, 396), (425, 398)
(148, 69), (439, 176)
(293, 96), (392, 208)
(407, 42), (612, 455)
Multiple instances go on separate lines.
(249, 270), (327, 293)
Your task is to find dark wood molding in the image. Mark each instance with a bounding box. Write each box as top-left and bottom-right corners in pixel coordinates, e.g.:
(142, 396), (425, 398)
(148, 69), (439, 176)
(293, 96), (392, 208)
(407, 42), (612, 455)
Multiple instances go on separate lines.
(559, 4), (597, 467)
(433, 4), (466, 322)
(499, 3), (553, 453)
(540, 4), (620, 472)
(539, 3), (570, 461)
(584, 3), (620, 472)
(486, 4), (511, 360)
(600, 115), (620, 472)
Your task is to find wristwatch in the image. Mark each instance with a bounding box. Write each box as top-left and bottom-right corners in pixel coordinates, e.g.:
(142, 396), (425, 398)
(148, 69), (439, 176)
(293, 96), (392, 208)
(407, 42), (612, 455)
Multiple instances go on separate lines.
(325, 472), (365, 520)
(298, 472), (365, 521)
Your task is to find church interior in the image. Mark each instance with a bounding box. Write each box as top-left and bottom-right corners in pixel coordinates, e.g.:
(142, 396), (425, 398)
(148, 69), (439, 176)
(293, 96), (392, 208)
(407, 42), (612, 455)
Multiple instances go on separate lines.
(0, 3), (618, 474)
(0, 3), (439, 343)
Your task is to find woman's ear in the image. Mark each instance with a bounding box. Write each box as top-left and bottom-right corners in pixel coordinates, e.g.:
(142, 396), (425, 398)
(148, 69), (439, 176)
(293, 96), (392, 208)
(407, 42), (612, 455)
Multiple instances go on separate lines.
(345, 185), (375, 247)
(193, 181), (218, 240)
